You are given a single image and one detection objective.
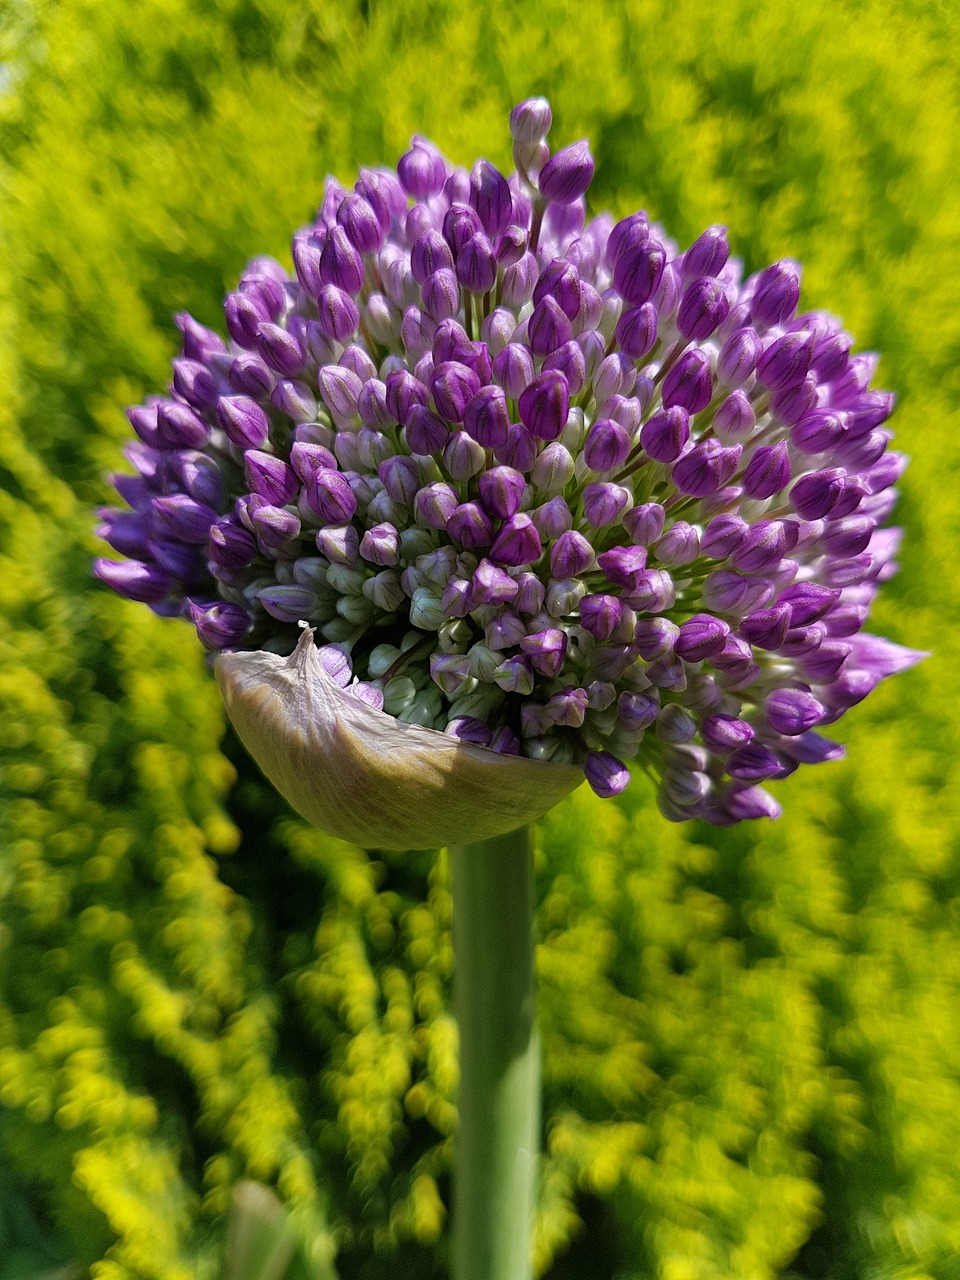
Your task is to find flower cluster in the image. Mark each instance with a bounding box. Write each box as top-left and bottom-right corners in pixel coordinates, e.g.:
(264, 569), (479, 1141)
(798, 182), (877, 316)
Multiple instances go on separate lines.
(95, 99), (922, 824)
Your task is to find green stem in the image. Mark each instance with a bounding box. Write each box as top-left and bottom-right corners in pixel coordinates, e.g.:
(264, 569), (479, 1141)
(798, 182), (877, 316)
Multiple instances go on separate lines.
(450, 825), (538, 1280)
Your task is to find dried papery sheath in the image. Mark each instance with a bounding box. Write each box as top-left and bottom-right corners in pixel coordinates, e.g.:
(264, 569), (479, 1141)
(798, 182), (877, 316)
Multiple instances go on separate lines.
(95, 98), (924, 830)
(216, 627), (582, 848)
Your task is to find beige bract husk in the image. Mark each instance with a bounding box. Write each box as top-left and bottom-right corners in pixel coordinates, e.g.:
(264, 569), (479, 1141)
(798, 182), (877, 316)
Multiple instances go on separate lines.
(215, 628), (583, 849)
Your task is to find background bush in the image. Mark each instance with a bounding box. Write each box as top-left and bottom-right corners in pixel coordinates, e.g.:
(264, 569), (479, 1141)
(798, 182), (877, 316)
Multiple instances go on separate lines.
(1, 1), (957, 1277)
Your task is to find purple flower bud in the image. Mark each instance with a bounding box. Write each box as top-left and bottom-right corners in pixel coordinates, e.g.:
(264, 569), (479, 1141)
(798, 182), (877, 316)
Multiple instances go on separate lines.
(315, 366), (360, 428)
(256, 584), (318, 623)
(788, 409), (839, 455)
(457, 232), (498, 294)
(360, 522), (400, 566)
(605, 213), (649, 270)
(510, 98), (553, 147)
(448, 501), (494, 549)
(770, 374), (818, 427)
(478, 465), (526, 520)
(653, 520), (700, 566)
(538, 140), (594, 204)
(595, 545), (645, 590)
(462, 384), (510, 449)
(583, 482), (631, 528)
(727, 743), (784, 781)
(673, 441), (742, 498)
(622, 502), (666, 545)
(315, 285), (360, 342)
(490, 513), (542, 567)
(409, 231), (453, 286)
(228, 353), (274, 401)
(292, 235), (324, 297)
(97, 508), (150, 558)
(533, 258), (582, 320)
(243, 450), (298, 506)
(583, 418), (631, 472)
(207, 516), (257, 570)
(640, 406), (690, 463)
(495, 422), (538, 472)
(741, 441), (792, 499)
(489, 347), (531, 405)
(613, 238), (666, 306)
(405, 404), (449, 455)
(398, 138), (447, 199)
(701, 513), (749, 559)
(756, 331), (813, 392)
(811, 330), (852, 382)
(629, 618), (674, 662)
(656, 704), (698, 744)
(271, 378), (318, 423)
(740, 603), (792, 650)
(416, 268), (458, 323)
(790, 468), (846, 520)
(726, 519), (787, 573)
(336, 193), (383, 253)
(176, 312), (226, 361)
(520, 628), (567, 677)
(518, 370), (569, 442)
(432, 361), (481, 423)
(749, 260), (801, 327)
(189, 600), (251, 650)
(701, 715), (755, 752)
(445, 716), (493, 747)
(94, 558), (172, 603)
(471, 558), (519, 606)
(537, 527), (591, 578)
(400, 306), (436, 361)
(765, 688), (826, 736)
(701, 392), (751, 448)
(662, 349), (713, 414)
(414, 481), (459, 530)
(172, 358), (218, 411)
(502, 252), (539, 309)
(378, 455), (421, 504)
(543, 341), (587, 396)
(677, 277), (730, 340)
(250, 503), (301, 551)
(306, 468), (358, 524)
(151, 493), (217, 544)
(723, 785), (781, 821)
(821, 516), (875, 557)
(494, 225), (526, 269)
(255, 323), (304, 378)
(617, 690), (659, 732)
(469, 160), (513, 239)
(717, 327), (762, 387)
(384, 370), (430, 426)
(318, 226), (365, 294)
(153, 400), (208, 450)
(527, 295), (573, 356)
(674, 613), (730, 662)
(701, 569), (774, 615)
(579, 594), (623, 641)
(356, 166), (406, 233)
(584, 750), (630, 797)
(683, 226), (730, 280)
(225, 291), (267, 348)
(615, 303), (659, 359)
(532, 496), (574, 540)
(443, 202), (483, 258)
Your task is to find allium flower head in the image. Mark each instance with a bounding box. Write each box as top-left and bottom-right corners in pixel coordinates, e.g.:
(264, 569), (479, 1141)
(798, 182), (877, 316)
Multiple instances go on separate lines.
(95, 99), (923, 835)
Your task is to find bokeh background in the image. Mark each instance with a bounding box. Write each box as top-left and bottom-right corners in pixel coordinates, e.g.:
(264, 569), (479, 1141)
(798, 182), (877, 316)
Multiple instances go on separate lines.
(1, 1), (958, 1277)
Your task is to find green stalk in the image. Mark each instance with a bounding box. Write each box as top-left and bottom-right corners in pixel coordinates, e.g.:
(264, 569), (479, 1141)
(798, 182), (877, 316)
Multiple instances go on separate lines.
(450, 824), (539, 1280)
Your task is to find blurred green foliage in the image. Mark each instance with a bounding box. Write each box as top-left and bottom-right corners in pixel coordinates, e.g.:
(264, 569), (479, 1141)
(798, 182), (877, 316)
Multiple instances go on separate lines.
(1, 0), (957, 1277)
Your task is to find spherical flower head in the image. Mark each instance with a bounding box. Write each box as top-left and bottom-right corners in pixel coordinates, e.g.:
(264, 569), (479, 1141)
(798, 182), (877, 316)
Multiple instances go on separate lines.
(94, 99), (924, 839)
